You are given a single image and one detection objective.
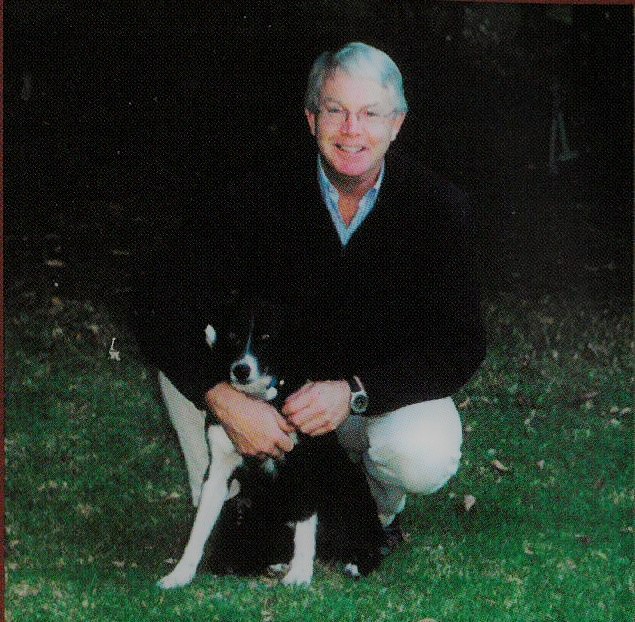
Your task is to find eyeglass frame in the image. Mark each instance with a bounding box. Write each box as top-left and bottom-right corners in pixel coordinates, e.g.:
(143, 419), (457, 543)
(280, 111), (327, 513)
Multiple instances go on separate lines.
(317, 104), (399, 128)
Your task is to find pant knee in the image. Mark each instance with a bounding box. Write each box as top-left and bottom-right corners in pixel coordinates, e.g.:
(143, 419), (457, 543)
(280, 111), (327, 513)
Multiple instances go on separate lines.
(368, 442), (461, 495)
(401, 450), (461, 494)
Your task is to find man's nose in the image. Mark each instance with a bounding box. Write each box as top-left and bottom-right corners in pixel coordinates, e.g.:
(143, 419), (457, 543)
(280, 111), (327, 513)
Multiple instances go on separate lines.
(341, 111), (361, 133)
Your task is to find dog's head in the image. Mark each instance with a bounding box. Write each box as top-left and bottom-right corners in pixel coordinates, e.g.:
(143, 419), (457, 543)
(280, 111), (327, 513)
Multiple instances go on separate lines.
(204, 299), (290, 402)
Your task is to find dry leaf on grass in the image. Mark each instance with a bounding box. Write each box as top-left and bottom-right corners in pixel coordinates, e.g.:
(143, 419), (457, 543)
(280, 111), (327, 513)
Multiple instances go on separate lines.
(463, 494), (476, 512)
(491, 459), (510, 473)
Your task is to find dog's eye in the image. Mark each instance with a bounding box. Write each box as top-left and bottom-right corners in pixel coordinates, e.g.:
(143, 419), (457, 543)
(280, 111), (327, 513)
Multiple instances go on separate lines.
(259, 334), (270, 341)
(228, 332), (237, 341)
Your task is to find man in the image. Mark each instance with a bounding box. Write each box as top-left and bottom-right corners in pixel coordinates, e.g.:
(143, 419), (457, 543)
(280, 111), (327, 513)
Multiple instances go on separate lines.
(134, 42), (485, 549)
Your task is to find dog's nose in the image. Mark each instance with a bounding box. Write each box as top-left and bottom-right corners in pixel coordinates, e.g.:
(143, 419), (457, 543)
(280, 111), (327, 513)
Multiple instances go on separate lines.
(232, 362), (251, 384)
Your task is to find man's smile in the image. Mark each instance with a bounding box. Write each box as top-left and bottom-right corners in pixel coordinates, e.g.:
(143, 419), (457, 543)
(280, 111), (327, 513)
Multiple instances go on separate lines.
(335, 144), (365, 154)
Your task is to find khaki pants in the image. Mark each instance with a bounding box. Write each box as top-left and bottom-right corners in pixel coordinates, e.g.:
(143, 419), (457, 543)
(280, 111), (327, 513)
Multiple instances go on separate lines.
(158, 372), (462, 525)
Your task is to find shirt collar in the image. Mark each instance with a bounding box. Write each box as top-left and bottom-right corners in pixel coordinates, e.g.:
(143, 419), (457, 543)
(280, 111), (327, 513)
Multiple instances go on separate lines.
(317, 155), (385, 199)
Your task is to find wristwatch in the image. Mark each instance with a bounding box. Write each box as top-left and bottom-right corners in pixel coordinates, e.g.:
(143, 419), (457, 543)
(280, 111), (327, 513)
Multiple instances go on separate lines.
(348, 375), (369, 414)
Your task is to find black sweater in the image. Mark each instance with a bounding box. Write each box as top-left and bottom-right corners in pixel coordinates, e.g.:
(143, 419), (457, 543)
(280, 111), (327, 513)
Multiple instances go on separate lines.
(132, 149), (486, 415)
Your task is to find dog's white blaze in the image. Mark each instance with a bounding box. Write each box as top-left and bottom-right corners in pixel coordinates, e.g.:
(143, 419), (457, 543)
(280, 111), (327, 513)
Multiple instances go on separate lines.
(204, 325), (217, 348)
(282, 514), (318, 586)
(230, 361), (273, 399)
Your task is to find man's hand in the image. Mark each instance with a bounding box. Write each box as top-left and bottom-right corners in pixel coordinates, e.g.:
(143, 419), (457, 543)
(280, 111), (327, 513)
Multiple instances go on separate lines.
(205, 383), (295, 459)
(282, 380), (351, 436)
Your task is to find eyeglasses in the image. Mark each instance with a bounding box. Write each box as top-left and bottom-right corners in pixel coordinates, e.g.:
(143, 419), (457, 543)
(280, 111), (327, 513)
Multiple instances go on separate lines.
(318, 105), (396, 129)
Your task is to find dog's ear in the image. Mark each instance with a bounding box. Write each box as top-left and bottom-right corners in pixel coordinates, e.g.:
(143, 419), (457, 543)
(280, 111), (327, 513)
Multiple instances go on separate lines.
(204, 325), (217, 348)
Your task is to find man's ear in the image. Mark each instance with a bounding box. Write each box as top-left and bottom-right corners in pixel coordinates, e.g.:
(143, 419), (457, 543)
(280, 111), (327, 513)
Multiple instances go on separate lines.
(305, 108), (317, 136)
(390, 113), (406, 142)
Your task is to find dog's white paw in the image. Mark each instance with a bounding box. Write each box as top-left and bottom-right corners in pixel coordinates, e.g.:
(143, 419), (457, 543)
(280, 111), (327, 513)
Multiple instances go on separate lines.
(281, 563), (313, 586)
(344, 563), (361, 579)
(157, 564), (196, 589)
(268, 563), (289, 574)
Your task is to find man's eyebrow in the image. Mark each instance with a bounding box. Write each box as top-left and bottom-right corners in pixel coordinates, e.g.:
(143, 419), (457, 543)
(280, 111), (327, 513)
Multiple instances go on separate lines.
(321, 97), (382, 108)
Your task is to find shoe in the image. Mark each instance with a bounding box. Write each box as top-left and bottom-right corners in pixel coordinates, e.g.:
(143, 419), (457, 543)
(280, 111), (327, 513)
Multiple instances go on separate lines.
(381, 514), (406, 556)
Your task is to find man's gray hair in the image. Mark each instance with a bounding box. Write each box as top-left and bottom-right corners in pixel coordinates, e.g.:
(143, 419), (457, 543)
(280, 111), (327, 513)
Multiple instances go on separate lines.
(305, 42), (408, 114)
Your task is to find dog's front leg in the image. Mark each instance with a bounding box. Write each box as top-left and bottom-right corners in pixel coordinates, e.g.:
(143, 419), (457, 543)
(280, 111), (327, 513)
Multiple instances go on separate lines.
(158, 430), (243, 589)
(281, 513), (318, 586)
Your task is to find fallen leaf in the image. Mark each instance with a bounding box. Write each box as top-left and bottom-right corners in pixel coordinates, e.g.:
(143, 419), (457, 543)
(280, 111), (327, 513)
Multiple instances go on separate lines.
(458, 398), (471, 409)
(492, 459), (510, 473)
(112, 560), (126, 568)
(463, 494), (476, 512)
(76, 504), (94, 517)
(536, 460), (545, 470)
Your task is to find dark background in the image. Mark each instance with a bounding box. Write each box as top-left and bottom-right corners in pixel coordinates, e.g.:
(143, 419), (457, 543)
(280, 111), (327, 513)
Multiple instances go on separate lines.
(4, 1), (633, 318)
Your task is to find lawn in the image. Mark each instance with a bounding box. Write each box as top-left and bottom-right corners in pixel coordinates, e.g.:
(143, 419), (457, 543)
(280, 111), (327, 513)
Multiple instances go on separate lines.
(5, 292), (632, 621)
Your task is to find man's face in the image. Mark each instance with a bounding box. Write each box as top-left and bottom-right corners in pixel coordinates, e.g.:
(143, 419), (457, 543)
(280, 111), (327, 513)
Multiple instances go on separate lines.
(305, 70), (405, 185)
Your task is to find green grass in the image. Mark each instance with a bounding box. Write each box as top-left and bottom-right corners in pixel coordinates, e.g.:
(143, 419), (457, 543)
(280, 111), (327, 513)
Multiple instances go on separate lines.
(5, 293), (633, 621)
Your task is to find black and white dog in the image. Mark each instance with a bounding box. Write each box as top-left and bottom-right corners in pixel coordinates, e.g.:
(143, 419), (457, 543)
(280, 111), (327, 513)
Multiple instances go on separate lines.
(158, 301), (384, 588)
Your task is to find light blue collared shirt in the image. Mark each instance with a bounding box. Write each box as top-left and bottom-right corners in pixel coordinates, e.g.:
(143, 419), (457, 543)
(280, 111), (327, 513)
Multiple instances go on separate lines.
(317, 156), (385, 247)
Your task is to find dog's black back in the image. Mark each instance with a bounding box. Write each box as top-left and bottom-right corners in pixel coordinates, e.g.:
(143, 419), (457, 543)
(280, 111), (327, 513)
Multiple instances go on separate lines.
(203, 431), (385, 576)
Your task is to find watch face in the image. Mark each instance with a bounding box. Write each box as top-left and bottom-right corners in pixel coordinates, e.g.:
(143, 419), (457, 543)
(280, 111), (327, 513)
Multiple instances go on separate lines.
(352, 393), (369, 413)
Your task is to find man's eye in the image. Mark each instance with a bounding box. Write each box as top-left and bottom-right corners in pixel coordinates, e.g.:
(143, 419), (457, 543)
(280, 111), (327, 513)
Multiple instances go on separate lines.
(327, 107), (343, 114)
(365, 110), (379, 118)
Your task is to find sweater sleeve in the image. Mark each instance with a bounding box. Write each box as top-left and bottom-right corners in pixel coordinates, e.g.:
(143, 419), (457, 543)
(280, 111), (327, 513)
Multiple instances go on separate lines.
(130, 207), (237, 409)
(355, 191), (486, 416)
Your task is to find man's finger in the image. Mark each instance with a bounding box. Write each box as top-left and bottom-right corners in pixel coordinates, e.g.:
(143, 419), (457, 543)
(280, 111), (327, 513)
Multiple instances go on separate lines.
(275, 412), (296, 434)
(287, 404), (322, 429)
(276, 433), (295, 453)
(302, 420), (335, 437)
(294, 411), (332, 435)
(307, 426), (330, 437)
(282, 384), (315, 414)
